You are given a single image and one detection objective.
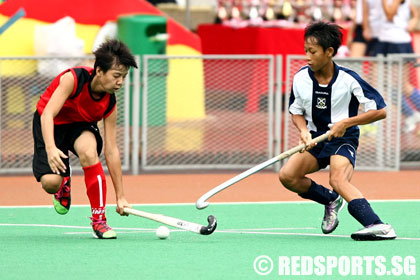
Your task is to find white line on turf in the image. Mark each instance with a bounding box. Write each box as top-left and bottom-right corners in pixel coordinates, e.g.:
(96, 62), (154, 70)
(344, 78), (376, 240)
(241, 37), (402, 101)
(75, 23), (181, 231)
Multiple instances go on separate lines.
(64, 231), (147, 235)
(213, 230), (420, 241)
(63, 229), (420, 240)
(213, 230), (420, 240)
(0, 223), (314, 232)
(64, 229), (186, 235)
(0, 223), (419, 240)
(216, 230), (350, 238)
(221, 227), (316, 231)
(0, 223), (91, 229)
(1, 199), (420, 208)
(0, 223), (159, 231)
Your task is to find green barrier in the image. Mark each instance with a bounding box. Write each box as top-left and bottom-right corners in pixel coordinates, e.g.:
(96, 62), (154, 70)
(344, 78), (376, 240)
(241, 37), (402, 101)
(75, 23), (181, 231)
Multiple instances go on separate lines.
(117, 15), (168, 126)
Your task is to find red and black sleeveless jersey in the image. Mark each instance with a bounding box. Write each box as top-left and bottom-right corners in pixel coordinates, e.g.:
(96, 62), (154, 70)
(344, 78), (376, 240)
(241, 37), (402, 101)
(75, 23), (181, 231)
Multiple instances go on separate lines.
(36, 66), (117, 125)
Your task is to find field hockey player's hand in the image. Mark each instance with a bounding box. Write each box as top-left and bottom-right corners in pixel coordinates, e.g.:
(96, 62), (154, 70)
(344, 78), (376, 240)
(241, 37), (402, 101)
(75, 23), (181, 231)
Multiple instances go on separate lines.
(116, 197), (131, 216)
(46, 146), (68, 174)
(328, 121), (347, 140)
(299, 130), (315, 152)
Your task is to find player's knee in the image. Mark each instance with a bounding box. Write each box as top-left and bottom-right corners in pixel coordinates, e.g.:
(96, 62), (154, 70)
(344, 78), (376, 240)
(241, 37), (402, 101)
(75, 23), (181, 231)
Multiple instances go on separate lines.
(279, 168), (297, 189)
(329, 175), (345, 191)
(40, 176), (62, 194)
(78, 148), (99, 166)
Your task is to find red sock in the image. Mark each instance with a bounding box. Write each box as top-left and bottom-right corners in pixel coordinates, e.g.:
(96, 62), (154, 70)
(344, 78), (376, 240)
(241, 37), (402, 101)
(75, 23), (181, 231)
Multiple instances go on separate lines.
(83, 162), (107, 221)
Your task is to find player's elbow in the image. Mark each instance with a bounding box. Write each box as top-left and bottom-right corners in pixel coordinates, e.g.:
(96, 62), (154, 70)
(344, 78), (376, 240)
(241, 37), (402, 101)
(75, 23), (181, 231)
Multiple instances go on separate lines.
(378, 108), (387, 120)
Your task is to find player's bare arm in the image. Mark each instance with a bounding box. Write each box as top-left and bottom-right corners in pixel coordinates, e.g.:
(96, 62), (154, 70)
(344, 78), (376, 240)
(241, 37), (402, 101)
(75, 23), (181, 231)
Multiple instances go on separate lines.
(40, 72), (74, 174)
(291, 114), (317, 151)
(329, 108), (386, 140)
(103, 108), (131, 215)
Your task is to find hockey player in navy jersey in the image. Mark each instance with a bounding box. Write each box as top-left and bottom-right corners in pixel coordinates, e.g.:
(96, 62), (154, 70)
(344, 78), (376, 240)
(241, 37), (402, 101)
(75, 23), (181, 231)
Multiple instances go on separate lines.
(279, 21), (396, 241)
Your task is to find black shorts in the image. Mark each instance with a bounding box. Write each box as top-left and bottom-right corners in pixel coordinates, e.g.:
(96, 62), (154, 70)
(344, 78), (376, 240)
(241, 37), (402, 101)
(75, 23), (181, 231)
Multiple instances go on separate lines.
(353, 24), (366, 43)
(365, 38), (379, 57)
(308, 131), (359, 169)
(32, 111), (103, 182)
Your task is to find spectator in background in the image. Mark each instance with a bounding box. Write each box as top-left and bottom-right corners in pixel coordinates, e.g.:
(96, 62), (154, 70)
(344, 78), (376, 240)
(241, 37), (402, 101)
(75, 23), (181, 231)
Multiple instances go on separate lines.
(363, 0), (384, 56)
(347, 0), (367, 57)
(373, 0), (419, 133)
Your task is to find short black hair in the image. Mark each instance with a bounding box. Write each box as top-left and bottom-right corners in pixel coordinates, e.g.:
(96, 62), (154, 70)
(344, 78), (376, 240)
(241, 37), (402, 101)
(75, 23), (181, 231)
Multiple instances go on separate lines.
(93, 39), (138, 74)
(304, 21), (343, 56)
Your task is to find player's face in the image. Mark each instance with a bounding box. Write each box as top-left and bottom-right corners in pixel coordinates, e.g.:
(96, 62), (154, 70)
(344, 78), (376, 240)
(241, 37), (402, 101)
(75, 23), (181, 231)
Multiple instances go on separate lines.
(304, 37), (333, 72)
(97, 64), (129, 94)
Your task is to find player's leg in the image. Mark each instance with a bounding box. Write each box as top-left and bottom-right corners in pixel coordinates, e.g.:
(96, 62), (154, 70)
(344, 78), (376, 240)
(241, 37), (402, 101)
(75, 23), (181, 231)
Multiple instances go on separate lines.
(39, 173), (71, 215)
(279, 150), (343, 234)
(279, 151), (319, 193)
(329, 154), (396, 241)
(32, 111), (71, 214)
(73, 129), (116, 239)
(40, 174), (63, 194)
(73, 130), (104, 220)
(279, 151), (340, 207)
(324, 154), (361, 235)
(329, 155), (362, 202)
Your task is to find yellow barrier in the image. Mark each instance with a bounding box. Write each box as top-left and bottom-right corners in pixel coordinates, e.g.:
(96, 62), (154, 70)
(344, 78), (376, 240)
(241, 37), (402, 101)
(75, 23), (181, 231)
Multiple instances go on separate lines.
(164, 45), (206, 152)
(166, 44), (205, 121)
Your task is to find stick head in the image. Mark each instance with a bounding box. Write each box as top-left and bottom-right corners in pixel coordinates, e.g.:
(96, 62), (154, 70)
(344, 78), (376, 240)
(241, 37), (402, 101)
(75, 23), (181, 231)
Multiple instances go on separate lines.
(199, 215), (217, 235)
(196, 201), (209, 210)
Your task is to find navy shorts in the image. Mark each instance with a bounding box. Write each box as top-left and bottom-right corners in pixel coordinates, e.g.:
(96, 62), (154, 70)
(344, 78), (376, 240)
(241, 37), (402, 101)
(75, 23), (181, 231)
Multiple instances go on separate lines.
(308, 131), (359, 169)
(32, 111), (103, 182)
(372, 41), (414, 56)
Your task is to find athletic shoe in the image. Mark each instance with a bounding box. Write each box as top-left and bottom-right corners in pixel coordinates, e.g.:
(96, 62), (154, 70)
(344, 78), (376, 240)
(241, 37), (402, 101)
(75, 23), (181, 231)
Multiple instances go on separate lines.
(351, 223), (397, 241)
(91, 218), (117, 239)
(52, 169), (72, 215)
(321, 195), (345, 234)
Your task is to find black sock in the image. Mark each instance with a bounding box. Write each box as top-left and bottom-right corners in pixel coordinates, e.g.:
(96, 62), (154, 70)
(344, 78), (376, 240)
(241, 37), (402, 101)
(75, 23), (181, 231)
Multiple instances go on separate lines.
(348, 198), (383, 227)
(298, 180), (339, 205)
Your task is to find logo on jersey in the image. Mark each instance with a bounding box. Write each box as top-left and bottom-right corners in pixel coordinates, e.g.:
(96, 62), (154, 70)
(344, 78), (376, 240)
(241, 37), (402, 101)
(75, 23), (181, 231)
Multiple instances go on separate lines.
(348, 149), (354, 158)
(316, 97), (327, 109)
(315, 90), (329, 95)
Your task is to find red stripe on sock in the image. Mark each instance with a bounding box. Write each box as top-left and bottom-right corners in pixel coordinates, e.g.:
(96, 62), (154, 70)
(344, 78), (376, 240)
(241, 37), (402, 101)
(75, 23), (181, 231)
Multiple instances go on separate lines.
(83, 162), (107, 221)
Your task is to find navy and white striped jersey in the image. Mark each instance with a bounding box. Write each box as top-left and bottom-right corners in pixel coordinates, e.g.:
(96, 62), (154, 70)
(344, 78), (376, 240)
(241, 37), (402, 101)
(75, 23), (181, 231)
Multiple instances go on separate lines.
(289, 63), (386, 135)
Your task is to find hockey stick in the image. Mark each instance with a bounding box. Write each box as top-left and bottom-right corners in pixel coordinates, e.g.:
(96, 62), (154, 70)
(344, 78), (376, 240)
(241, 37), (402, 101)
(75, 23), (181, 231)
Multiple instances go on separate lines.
(123, 207), (217, 235)
(196, 132), (330, 209)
